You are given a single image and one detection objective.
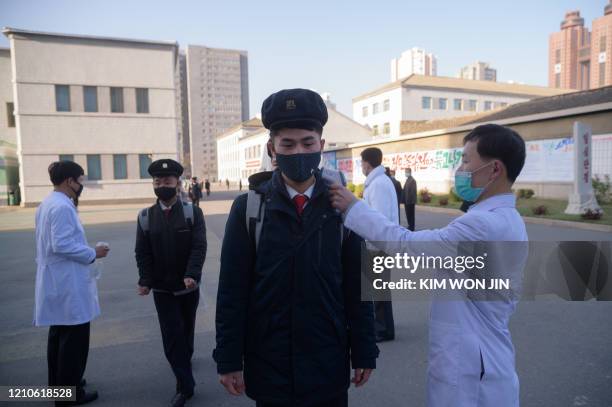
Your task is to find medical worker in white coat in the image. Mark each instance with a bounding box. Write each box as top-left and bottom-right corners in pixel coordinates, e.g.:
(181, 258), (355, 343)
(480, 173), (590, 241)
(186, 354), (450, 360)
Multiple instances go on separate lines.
(35, 160), (109, 405)
(329, 124), (529, 407)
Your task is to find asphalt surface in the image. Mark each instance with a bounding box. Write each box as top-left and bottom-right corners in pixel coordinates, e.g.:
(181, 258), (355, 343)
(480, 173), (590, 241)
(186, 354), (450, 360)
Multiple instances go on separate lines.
(1, 190), (611, 406)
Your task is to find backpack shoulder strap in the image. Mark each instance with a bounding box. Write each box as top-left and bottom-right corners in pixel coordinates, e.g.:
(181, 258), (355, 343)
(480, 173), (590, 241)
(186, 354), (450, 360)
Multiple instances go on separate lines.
(246, 190), (265, 251)
(182, 200), (194, 227)
(138, 208), (150, 233)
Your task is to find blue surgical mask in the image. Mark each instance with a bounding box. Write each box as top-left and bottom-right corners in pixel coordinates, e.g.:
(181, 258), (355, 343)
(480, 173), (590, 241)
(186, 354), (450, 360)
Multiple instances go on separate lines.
(454, 162), (493, 202)
(275, 151), (321, 182)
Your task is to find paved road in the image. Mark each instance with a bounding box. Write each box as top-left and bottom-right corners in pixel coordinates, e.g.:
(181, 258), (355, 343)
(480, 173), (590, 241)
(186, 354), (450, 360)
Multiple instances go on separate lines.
(1, 191), (611, 406)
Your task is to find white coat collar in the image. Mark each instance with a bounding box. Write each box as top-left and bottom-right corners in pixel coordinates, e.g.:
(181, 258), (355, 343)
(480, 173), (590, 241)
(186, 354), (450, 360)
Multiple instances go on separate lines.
(469, 193), (516, 212)
(364, 165), (386, 188)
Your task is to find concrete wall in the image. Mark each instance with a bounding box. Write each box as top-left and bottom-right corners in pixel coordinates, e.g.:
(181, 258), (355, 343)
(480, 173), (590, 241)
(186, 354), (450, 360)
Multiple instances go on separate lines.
(6, 33), (179, 206)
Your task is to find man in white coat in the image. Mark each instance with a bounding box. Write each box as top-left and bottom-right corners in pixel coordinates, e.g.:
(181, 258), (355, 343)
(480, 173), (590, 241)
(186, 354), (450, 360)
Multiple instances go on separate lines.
(360, 147), (399, 342)
(35, 160), (109, 405)
(329, 124), (528, 407)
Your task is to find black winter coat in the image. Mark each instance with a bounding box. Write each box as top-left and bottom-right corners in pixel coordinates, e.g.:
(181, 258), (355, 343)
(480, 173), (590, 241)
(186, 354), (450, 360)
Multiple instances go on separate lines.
(213, 170), (379, 406)
(135, 200), (207, 291)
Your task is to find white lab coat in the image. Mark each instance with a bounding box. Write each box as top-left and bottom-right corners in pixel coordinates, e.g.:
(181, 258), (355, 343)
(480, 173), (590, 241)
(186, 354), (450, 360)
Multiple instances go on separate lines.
(344, 193), (528, 407)
(363, 165), (399, 224)
(34, 191), (99, 327)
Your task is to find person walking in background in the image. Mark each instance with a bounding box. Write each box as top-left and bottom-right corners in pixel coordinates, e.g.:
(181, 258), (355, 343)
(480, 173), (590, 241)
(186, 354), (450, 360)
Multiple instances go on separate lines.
(402, 168), (417, 231)
(225, 179), (230, 190)
(361, 148), (398, 342)
(385, 167), (402, 221)
(204, 179), (211, 197)
(35, 160), (110, 405)
(135, 159), (207, 407)
(189, 177), (203, 207)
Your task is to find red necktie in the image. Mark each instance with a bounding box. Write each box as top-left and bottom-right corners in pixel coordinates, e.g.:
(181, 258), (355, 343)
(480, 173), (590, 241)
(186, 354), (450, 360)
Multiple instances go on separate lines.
(292, 194), (308, 216)
(163, 208), (171, 219)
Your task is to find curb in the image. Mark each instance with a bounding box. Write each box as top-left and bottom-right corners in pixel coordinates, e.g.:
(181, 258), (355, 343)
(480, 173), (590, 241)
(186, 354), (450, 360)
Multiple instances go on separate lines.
(414, 205), (612, 233)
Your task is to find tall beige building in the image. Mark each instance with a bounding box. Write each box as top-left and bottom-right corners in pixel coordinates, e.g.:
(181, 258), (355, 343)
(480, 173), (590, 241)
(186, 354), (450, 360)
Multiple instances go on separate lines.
(549, 3), (612, 90)
(186, 45), (249, 181)
(459, 61), (497, 82)
(3, 27), (179, 206)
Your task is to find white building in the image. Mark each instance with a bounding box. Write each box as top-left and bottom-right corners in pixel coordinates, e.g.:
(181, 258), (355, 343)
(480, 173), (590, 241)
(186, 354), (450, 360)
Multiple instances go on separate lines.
(459, 61), (497, 82)
(352, 74), (570, 138)
(3, 27), (179, 207)
(0, 47), (18, 205)
(390, 47), (437, 81)
(217, 98), (373, 184)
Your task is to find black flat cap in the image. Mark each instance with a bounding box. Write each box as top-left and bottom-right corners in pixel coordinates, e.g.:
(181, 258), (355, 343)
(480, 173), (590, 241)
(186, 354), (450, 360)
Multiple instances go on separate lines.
(261, 88), (328, 131)
(148, 158), (183, 177)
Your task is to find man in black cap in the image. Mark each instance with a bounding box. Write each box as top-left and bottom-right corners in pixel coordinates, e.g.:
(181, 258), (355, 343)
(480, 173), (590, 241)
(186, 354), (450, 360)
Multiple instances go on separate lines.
(214, 89), (378, 407)
(134, 158), (207, 407)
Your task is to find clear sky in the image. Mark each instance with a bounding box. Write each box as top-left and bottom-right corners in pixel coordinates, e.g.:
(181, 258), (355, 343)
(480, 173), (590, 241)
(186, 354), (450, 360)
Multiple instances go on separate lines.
(0, 0), (606, 116)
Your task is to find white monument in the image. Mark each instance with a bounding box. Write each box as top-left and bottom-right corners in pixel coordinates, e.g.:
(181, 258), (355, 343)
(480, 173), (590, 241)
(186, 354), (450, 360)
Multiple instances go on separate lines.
(564, 122), (602, 215)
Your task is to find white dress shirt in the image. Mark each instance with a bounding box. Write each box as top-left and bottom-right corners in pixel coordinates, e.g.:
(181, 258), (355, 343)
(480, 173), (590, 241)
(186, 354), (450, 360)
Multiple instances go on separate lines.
(34, 191), (99, 326)
(344, 193), (528, 407)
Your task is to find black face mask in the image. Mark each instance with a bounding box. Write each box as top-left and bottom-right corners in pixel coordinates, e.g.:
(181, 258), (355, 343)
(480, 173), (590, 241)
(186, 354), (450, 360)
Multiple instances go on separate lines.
(154, 186), (177, 201)
(69, 179), (83, 206)
(275, 151), (321, 182)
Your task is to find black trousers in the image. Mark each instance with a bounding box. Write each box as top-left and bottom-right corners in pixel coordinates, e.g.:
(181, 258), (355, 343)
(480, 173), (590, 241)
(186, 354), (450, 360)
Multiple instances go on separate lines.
(48, 322), (90, 399)
(153, 289), (199, 395)
(375, 266), (395, 339)
(256, 391), (348, 407)
(404, 203), (415, 231)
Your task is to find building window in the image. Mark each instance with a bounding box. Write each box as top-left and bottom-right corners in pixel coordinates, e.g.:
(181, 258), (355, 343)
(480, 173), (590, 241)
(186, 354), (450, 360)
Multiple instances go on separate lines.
(467, 99), (477, 111)
(87, 155), (102, 181)
(59, 154), (74, 162)
(113, 154), (127, 179)
(383, 122), (390, 134)
(555, 49), (561, 64)
(83, 86), (98, 113)
(484, 101), (493, 111)
(110, 87), (124, 113)
(139, 154), (152, 179)
(136, 88), (149, 113)
(555, 73), (561, 88)
(383, 99), (390, 111)
(600, 63), (606, 87)
(422, 96), (432, 110)
(373, 125), (379, 136)
(437, 98), (447, 110)
(372, 103), (379, 114)
(55, 85), (71, 112)
(453, 99), (462, 111)
(6, 102), (15, 127)
(362, 106), (368, 117)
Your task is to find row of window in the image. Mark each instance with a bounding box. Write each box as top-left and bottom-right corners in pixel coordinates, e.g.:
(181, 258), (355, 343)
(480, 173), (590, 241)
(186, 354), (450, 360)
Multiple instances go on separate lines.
(55, 85), (149, 114)
(421, 96), (508, 112)
(362, 99), (390, 117)
(58, 154), (152, 180)
(372, 122), (391, 136)
(244, 144), (262, 160)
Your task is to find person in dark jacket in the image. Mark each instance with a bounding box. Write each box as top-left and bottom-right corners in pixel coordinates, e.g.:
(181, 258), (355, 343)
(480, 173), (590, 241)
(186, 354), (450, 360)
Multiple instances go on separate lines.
(135, 159), (207, 407)
(385, 167), (402, 221)
(402, 168), (417, 231)
(189, 176), (203, 207)
(214, 89), (379, 407)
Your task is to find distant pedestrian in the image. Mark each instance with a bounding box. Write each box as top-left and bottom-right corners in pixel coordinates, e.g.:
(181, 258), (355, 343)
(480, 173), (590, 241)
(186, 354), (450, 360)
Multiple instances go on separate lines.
(189, 177), (203, 207)
(402, 168), (417, 231)
(204, 179), (211, 197)
(239, 179), (242, 191)
(386, 167), (402, 221)
(225, 179), (230, 190)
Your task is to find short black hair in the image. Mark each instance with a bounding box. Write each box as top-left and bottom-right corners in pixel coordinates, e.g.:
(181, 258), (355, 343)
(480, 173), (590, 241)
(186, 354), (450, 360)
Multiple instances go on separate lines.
(463, 124), (526, 182)
(48, 160), (84, 186)
(361, 147), (383, 168)
(269, 125), (323, 138)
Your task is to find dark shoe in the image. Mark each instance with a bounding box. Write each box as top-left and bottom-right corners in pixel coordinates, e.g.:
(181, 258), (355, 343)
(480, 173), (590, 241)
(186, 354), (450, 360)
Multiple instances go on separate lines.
(170, 392), (193, 407)
(74, 390), (98, 405)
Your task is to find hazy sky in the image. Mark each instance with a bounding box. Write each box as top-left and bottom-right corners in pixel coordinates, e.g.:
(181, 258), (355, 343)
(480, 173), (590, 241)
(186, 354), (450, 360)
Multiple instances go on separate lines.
(0, 0), (606, 116)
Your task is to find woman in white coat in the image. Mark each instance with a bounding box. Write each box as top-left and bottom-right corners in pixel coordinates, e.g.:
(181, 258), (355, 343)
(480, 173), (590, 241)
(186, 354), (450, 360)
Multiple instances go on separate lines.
(35, 161), (109, 405)
(329, 124), (529, 407)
